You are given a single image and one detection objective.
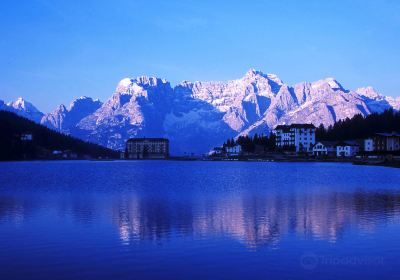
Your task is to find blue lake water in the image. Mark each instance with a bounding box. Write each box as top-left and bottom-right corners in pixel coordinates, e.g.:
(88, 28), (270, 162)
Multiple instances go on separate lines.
(0, 161), (400, 279)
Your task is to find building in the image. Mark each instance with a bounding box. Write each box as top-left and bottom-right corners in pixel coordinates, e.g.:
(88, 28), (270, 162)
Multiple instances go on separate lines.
(364, 138), (374, 152)
(274, 124), (316, 153)
(20, 133), (33, 141)
(336, 141), (360, 157)
(373, 133), (400, 152)
(208, 147), (225, 157)
(312, 141), (337, 157)
(62, 150), (78, 159)
(126, 138), (169, 159)
(51, 150), (78, 159)
(226, 144), (242, 156)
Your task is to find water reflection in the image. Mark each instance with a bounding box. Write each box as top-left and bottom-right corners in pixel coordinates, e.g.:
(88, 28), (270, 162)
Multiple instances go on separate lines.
(112, 191), (400, 249)
(1, 191), (400, 249)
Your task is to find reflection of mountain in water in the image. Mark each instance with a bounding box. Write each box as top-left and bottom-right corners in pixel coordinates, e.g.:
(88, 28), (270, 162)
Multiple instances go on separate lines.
(1, 191), (400, 249)
(113, 192), (400, 249)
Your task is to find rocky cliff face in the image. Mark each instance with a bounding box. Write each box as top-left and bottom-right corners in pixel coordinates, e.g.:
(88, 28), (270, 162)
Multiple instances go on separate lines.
(41, 96), (102, 134)
(75, 77), (234, 154)
(240, 78), (371, 136)
(2, 69), (399, 154)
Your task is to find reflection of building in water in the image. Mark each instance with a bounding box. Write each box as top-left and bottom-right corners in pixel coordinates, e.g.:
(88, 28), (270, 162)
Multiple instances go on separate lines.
(0, 197), (25, 225)
(111, 192), (400, 248)
(192, 196), (287, 249)
(192, 194), (353, 247)
(3, 192), (400, 249)
(113, 196), (143, 245)
(114, 196), (186, 245)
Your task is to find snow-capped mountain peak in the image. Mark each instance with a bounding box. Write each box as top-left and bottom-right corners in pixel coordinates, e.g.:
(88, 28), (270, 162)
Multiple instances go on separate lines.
(7, 96), (24, 107)
(244, 68), (263, 78)
(4, 97), (44, 122)
(243, 69), (283, 84)
(356, 86), (382, 99)
(115, 76), (171, 98)
(135, 76), (168, 86)
(116, 78), (134, 92)
(8, 97), (38, 112)
(355, 86), (400, 112)
(68, 96), (102, 111)
(311, 77), (343, 91)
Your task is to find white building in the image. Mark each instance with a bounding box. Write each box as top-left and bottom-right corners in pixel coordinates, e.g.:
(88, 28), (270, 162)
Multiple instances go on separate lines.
(274, 124), (316, 153)
(336, 141), (360, 157)
(312, 141), (337, 157)
(364, 138), (374, 152)
(208, 147), (225, 157)
(226, 144), (242, 156)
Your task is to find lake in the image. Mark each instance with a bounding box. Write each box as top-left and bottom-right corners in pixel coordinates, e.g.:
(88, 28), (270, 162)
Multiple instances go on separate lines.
(0, 161), (399, 279)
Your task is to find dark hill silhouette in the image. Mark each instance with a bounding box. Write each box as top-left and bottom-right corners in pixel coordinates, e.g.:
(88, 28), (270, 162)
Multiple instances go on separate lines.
(0, 110), (118, 161)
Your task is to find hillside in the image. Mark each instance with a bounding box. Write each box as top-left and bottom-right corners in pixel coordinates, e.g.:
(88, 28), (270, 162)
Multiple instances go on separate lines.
(0, 110), (118, 161)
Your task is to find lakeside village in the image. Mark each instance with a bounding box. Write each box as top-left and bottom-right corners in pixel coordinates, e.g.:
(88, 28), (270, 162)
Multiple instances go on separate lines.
(3, 108), (399, 166)
(208, 123), (400, 166)
(121, 123), (400, 167)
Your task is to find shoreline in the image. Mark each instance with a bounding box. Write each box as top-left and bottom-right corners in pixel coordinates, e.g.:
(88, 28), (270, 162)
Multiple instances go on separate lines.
(1, 157), (399, 168)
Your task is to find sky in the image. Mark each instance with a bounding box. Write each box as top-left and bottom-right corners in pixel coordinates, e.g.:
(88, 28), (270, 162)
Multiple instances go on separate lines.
(1, 0), (400, 112)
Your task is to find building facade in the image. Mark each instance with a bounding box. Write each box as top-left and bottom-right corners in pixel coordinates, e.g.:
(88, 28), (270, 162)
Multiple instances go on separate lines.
(226, 144), (242, 156)
(126, 138), (169, 159)
(373, 133), (400, 152)
(312, 141), (337, 157)
(274, 124), (316, 153)
(364, 138), (374, 152)
(336, 141), (360, 157)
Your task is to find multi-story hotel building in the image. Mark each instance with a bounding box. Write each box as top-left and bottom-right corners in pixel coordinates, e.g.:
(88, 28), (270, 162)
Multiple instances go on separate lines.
(273, 124), (316, 153)
(126, 138), (169, 159)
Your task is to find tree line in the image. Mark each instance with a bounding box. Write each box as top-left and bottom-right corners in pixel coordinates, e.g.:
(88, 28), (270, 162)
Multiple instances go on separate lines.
(223, 133), (276, 153)
(0, 110), (118, 160)
(316, 108), (400, 141)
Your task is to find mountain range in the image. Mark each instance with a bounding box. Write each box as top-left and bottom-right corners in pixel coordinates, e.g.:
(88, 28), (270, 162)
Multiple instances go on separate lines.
(1, 69), (399, 154)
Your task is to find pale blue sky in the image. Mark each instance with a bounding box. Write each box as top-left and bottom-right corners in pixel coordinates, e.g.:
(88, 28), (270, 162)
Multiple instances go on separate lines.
(1, 0), (400, 112)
